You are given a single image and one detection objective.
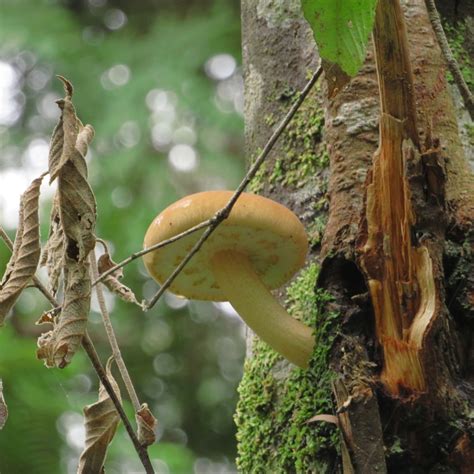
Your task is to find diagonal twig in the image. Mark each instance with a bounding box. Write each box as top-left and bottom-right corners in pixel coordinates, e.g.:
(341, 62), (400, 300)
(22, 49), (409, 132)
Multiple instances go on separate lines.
(89, 252), (141, 411)
(143, 63), (323, 310)
(92, 219), (211, 287)
(425, 0), (474, 119)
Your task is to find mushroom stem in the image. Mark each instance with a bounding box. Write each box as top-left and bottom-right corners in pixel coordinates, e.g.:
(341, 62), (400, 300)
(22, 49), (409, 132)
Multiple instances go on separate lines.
(211, 250), (315, 368)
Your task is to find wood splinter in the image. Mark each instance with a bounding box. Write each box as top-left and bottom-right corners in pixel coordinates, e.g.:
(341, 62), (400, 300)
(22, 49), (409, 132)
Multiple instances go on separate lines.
(358, 0), (439, 396)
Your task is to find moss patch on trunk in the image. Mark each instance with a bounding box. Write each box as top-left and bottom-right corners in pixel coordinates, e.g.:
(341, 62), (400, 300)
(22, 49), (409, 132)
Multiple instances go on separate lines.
(234, 264), (340, 472)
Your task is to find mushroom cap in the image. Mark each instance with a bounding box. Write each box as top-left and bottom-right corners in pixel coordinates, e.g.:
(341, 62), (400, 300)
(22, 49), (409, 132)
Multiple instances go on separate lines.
(143, 191), (308, 301)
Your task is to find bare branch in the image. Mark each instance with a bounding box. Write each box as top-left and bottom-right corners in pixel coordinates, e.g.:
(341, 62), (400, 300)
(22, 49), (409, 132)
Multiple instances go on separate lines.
(143, 63), (323, 310)
(89, 252), (141, 411)
(92, 219), (211, 287)
(425, 0), (474, 119)
(81, 335), (154, 474)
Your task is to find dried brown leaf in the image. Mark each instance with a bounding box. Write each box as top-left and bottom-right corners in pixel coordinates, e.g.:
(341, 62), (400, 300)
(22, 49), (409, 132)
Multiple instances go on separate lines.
(136, 403), (157, 447)
(0, 379), (8, 430)
(58, 153), (97, 262)
(48, 77), (81, 182)
(37, 78), (96, 367)
(37, 259), (90, 368)
(98, 253), (143, 309)
(41, 194), (64, 295)
(35, 306), (61, 325)
(77, 358), (121, 474)
(0, 175), (44, 323)
(104, 277), (143, 308)
(47, 76), (96, 264)
(306, 413), (339, 426)
(97, 253), (121, 278)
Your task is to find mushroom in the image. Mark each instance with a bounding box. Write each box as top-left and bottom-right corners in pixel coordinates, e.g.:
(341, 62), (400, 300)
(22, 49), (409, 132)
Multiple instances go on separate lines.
(143, 191), (315, 368)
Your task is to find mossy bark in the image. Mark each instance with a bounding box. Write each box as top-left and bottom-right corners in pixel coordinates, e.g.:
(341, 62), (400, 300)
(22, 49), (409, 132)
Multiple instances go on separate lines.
(237, 0), (474, 472)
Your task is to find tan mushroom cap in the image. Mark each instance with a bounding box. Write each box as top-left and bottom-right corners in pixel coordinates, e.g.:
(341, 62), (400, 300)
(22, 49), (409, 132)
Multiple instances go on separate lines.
(143, 191), (308, 301)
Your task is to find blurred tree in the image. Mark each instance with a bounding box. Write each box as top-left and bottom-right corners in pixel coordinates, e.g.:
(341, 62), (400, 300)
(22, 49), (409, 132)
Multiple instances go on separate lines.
(0, 0), (245, 472)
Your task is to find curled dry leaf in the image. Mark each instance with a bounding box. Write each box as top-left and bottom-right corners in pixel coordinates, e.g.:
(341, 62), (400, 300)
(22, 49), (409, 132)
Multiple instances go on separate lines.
(77, 358), (121, 474)
(58, 149), (96, 263)
(37, 260), (91, 368)
(305, 413), (339, 426)
(41, 195), (64, 295)
(48, 76), (96, 264)
(35, 306), (61, 326)
(38, 77), (97, 368)
(48, 76), (80, 183)
(98, 252), (144, 309)
(0, 175), (44, 323)
(0, 379), (8, 430)
(136, 403), (157, 447)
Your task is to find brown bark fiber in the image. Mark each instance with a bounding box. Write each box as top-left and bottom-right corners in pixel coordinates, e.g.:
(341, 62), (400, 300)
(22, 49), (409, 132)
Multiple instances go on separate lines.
(322, 0), (474, 470)
(239, 0), (474, 471)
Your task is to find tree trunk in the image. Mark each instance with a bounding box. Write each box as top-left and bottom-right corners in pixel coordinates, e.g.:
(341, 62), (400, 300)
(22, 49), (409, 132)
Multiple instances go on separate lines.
(236, 0), (474, 472)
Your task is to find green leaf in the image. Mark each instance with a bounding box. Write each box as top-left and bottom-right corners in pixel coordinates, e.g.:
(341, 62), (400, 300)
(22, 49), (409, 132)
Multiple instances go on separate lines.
(301, 0), (378, 76)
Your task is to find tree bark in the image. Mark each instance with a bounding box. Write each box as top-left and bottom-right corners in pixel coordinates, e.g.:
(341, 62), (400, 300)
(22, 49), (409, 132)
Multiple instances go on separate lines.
(237, 0), (474, 472)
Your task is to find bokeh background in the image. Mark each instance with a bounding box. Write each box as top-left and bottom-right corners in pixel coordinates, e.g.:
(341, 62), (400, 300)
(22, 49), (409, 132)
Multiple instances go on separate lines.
(0, 0), (246, 472)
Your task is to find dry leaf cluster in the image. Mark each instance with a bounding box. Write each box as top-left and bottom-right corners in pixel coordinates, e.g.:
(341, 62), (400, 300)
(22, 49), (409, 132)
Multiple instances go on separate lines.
(0, 77), (156, 471)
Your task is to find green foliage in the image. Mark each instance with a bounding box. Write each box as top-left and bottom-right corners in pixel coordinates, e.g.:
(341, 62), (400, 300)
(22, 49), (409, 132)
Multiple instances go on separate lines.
(443, 19), (474, 89)
(0, 324), (90, 472)
(301, 0), (378, 76)
(235, 264), (340, 472)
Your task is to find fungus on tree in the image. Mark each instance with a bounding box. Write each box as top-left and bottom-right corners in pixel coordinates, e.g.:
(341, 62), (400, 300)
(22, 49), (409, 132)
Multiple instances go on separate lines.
(143, 191), (314, 368)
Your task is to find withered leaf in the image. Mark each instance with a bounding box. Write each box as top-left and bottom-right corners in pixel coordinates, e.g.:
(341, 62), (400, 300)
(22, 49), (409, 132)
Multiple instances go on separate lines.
(48, 76), (96, 264)
(41, 194), (64, 295)
(98, 253), (143, 309)
(305, 413), (339, 426)
(0, 175), (44, 323)
(136, 403), (157, 447)
(0, 379), (8, 430)
(48, 76), (81, 183)
(35, 306), (61, 326)
(77, 358), (121, 474)
(37, 259), (90, 368)
(58, 153), (97, 263)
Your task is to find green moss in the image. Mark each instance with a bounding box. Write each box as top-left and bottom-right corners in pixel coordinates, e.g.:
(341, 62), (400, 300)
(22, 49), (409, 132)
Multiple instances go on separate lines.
(235, 264), (340, 472)
(307, 215), (327, 248)
(443, 19), (473, 89)
(268, 98), (328, 189)
(465, 123), (474, 145)
(248, 161), (267, 194)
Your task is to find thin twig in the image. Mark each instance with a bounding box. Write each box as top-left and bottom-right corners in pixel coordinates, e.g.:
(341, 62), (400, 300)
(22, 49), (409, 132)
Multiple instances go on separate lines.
(425, 0), (474, 119)
(81, 334), (154, 474)
(89, 252), (141, 411)
(144, 63), (323, 310)
(0, 227), (155, 474)
(92, 219), (211, 287)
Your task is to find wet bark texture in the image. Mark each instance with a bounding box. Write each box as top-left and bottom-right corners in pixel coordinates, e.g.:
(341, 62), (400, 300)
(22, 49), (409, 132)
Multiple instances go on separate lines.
(239, 0), (474, 472)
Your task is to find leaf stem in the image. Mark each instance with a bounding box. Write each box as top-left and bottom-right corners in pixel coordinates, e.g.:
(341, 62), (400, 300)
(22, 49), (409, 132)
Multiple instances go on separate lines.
(81, 334), (154, 474)
(89, 252), (141, 411)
